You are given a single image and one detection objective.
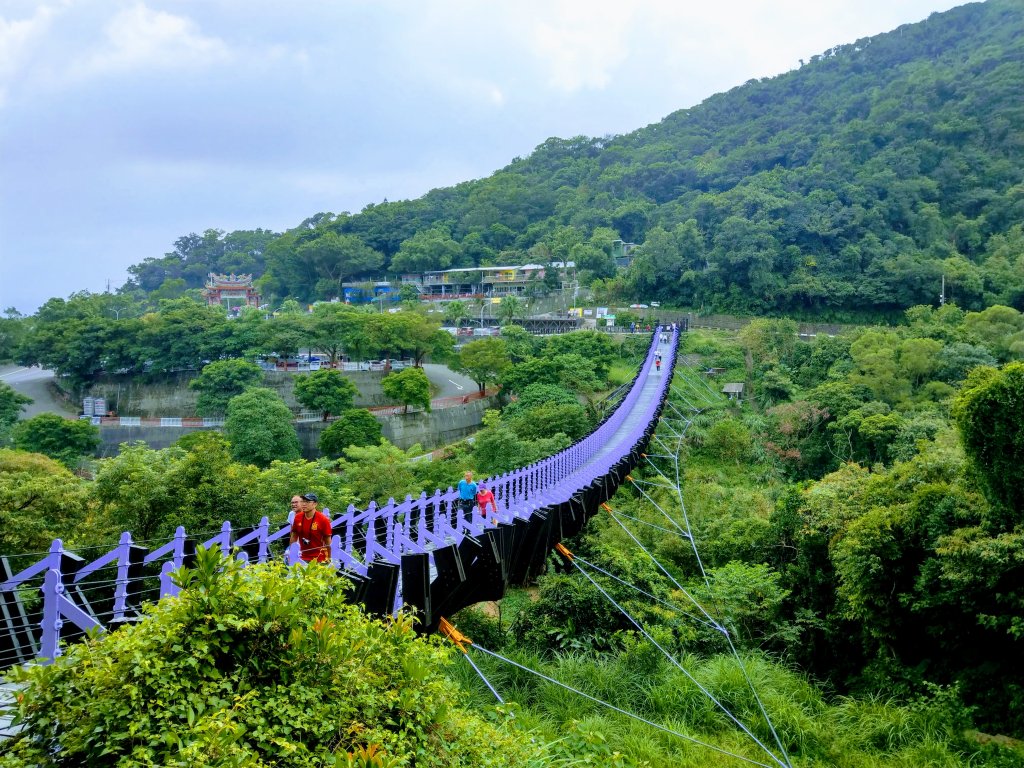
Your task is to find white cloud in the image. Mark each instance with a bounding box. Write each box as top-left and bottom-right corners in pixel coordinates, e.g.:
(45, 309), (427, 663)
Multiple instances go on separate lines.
(526, 0), (634, 92)
(74, 3), (230, 79)
(0, 4), (58, 106)
(0, 0), (973, 313)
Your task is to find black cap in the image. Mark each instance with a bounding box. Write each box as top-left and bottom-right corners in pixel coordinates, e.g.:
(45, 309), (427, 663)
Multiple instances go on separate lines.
(301, 492), (319, 502)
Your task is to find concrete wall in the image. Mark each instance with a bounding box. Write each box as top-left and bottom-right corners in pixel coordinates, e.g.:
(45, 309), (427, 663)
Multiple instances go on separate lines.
(85, 369), (391, 418)
(96, 395), (496, 458)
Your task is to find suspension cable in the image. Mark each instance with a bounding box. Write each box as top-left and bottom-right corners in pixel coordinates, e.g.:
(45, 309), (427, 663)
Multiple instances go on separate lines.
(640, 395), (794, 767)
(572, 555), (719, 631)
(556, 545), (790, 768)
(602, 504), (720, 629)
(603, 510), (689, 539)
(466, 641), (779, 768)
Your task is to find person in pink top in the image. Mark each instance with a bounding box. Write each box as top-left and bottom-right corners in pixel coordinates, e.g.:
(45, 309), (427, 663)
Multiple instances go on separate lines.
(476, 483), (497, 516)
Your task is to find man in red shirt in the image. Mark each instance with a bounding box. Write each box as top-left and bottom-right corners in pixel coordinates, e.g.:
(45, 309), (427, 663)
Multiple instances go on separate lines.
(289, 492), (332, 563)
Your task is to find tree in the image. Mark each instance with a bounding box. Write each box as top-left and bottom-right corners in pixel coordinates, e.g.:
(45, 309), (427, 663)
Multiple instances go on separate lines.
(0, 308), (26, 362)
(381, 366), (432, 414)
(0, 449), (92, 554)
(364, 313), (414, 363)
(258, 313), (310, 363)
(455, 337), (509, 394)
(848, 330), (912, 404)
(295, 231), (384, 299)
(443, 300), (469, 327)
(391, 226), (463, 273)
(898, 337), (943, 388)
(318, 409), (382, 459)
(570, 242), (616, 283)
(93, 442), (191, 542)
(472, 410), (569, 475)
(701, 419), (753, 463)
(952, 362), (1024, 524)
(389, 313), (453, 366)
(12, 414), (100, 467)
(225, 388), (301, 467)
(293, 369), (358, 420)
(935, 342), (997, 384)
(501, 383), (579, 418)
(501, 353), (602, 398)
(310, 302), (361, 365)
(16, 294), (122, 387)
(507, 401), (590, 441)
(542, 331), (616, 380)
(189, 359), (264, 416)
(338, 440), (421, 505)
(499, 324), (537, 363)
(961, 305), (1024, 361)
(738, 319), (799, 368)
(0, 382), (32, 444)
(138, 298), (230, 374)
(496, 296), (524, 325)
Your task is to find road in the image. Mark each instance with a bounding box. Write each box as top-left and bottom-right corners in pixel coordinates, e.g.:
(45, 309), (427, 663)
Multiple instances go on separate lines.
(421, 364), (477, 398)
(0, 365), (73, 419)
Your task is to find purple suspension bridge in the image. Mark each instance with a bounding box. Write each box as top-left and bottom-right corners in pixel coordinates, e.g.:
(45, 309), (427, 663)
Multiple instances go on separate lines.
(0, 330), (679, 666)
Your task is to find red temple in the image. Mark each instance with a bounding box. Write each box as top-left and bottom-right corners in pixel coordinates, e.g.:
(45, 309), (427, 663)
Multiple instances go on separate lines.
(203, 273), (260, 309)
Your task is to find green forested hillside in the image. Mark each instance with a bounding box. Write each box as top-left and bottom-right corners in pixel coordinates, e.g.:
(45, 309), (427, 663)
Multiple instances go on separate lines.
(125, 0), (1024, 319)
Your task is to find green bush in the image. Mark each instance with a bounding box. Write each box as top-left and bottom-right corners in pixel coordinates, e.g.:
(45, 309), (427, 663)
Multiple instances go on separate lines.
(319, 408), (383, 458)
(1, 547), (542, 767)
(11, 413), (100, 467)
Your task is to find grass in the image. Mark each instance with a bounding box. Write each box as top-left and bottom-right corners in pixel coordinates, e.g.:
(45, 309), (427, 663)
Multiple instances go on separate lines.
(448, 641), (1023, 767)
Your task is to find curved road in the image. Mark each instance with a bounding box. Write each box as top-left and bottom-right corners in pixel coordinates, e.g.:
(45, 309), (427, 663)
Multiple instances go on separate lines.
(421, 363), (477, 398)
(0, 365), (72, 419)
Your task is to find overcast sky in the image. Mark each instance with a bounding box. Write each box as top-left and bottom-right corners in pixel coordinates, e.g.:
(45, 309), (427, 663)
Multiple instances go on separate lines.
(0, 0), (968, 314)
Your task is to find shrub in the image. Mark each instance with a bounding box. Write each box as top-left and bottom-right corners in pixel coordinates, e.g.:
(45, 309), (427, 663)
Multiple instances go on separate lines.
(11, 413), (100, 467)
(319, 409), (383, 458)
(701, 419), (753, 464)
(1, 547), (542, 767)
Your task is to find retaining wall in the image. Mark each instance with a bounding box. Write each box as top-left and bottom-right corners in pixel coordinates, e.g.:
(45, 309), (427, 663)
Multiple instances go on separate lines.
(84, 369), (390, 417)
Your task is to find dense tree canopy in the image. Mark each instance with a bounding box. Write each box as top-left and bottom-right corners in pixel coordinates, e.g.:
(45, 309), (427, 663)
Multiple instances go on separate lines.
(952, 361), (1024, 521)
(90, 0), (1024, 322)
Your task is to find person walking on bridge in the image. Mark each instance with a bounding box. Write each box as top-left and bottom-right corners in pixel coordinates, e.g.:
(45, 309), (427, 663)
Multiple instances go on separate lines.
(457, 471), (477, 516)
(476, 482), (497, 518)
(290, 492), (332, 563)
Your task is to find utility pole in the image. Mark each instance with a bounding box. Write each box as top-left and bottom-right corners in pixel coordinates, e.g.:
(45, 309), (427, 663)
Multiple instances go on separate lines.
(939, 274), (946, 306)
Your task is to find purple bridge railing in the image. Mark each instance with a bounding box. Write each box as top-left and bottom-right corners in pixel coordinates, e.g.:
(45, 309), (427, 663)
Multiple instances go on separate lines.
(0, 330), (679, 665)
